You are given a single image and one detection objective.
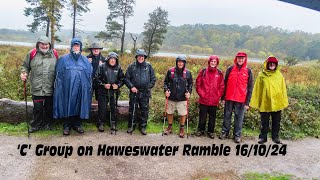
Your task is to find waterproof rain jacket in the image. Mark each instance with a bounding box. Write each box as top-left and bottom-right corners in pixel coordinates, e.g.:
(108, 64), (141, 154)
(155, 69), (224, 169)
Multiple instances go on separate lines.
(53, 38), (92, 119)
(196, 56), (224, 106)
(223, 52), (253, 105)
(21, 36), (58, 96)
(163, 66), (193, 102)
(250, 57), (288, 112)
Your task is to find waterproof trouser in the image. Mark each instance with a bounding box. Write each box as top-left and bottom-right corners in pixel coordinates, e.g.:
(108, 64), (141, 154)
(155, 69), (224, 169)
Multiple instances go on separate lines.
(259, 111), (281, 140)
(97, 93), (117, 126)
(222, 100), (245, 137)
(198, 104), (217, 133)
(63, 116), (82, 128)
(128, 92), (149, 129)
(31, 95), (53, 128)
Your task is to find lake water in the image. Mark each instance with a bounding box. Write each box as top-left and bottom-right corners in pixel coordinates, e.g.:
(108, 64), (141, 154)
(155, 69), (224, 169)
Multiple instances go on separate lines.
(1, 40), (277, 63)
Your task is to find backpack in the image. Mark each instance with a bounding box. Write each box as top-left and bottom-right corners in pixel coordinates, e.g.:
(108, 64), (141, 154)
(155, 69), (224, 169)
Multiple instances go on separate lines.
(170, 67), (187, 79)
(28, 48), (59, 71)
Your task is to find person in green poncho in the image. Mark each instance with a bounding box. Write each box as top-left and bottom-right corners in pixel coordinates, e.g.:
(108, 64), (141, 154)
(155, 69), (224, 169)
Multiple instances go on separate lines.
(250, 56), (288, 144)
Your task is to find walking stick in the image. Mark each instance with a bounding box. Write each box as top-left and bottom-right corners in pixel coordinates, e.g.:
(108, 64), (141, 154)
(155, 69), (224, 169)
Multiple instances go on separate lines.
(24, 81), (30, 137)
(162, 97), (169, 136)
(108, 90), (115, 135)
(186, 97), (189, 139)
(130, 93), (137, 135)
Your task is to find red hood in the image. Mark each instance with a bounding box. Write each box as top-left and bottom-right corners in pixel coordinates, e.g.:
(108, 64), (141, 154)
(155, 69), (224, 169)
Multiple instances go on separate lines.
(234, 52), (248, 67)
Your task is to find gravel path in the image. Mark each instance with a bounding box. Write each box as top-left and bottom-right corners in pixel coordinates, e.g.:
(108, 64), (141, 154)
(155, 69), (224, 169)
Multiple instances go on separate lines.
(1, 132), (319, 180)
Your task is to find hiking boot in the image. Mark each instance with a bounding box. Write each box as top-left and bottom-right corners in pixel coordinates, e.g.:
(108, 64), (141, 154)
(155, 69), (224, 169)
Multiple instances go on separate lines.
(73, 126), (84, 134)
(163, 126), (173, 135)
(219, 133), (228, 140)
(258, 138), (267, 144)
(195, 131), (205, 137)
(127, 127), (135, 134)
(179, 128), (185, 138)
(272, 138), (282, 144)
(208, 132), (215, 139)
(111, 124), (117, 131)
(63, 127), (70, 136)
(234, 136), (241, 143)
(28, 127), (39, 133)
(140, 127), (147, 135)
(97, 123), (105, 132)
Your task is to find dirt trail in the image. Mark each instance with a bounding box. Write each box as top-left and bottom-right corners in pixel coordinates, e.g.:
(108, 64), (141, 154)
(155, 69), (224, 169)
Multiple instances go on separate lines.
(0, 132), (319, 179)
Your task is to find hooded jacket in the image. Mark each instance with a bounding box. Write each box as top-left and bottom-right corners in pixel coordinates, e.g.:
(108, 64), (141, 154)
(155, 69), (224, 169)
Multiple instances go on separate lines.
(53, 38), (92, 119)
(87, 53), (105, 78)
(163, 59), (193, 101)
(223, 52), (253, 105)
(21, 36), (58, 96)
(196, 55), (224, 106)
(125, 59), (156, 94)
(95, 55), (125, 95)
(250, 57), (288, 112)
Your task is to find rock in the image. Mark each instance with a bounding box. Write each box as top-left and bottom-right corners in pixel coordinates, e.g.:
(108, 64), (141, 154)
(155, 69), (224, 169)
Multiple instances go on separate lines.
(0, 98), (129, 124)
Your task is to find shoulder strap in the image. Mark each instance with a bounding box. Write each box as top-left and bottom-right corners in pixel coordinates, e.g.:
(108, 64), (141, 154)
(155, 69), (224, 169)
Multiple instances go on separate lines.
(183, 68), (187, 79)
(202, 68), (206, 77)
(30, 48), (59, 61)
(170, 67), (175, 79)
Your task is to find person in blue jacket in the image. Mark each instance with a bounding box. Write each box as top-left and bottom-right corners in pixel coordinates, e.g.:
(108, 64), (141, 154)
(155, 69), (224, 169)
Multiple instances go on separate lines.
(53, 38), (92, 135)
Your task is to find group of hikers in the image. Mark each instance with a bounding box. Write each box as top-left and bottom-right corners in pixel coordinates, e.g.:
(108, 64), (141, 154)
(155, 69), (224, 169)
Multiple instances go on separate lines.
(20, 36), (289, 144)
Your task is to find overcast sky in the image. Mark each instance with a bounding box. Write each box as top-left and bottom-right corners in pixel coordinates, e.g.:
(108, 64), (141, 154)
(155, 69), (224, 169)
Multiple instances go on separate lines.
(1, 0), (320, 34)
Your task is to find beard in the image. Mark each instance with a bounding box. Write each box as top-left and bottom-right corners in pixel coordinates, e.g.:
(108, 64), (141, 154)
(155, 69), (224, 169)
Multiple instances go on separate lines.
(73, 50), (80, 54)
(40, 48), (49, 54)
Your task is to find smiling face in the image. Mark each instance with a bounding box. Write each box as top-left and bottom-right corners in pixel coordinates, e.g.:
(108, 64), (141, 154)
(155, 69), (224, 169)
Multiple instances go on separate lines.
(109, 57), (117, 66)
(236, 56), (246, 66)
(137, 55), (145, 63)
(268, 62), (277, 70)
(39, 42), (49, 53)
(177, 60), (185, 69)
(209, 59), (218, 68)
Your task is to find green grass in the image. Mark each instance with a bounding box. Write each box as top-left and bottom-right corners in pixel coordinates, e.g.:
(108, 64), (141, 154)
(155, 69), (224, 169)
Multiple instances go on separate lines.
(243, 172), (296, 180)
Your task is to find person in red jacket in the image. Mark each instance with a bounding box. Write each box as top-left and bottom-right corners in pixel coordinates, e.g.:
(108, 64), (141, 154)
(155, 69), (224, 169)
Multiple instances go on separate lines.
(195, 55), (225, 139)
(219, 52), (253, 143)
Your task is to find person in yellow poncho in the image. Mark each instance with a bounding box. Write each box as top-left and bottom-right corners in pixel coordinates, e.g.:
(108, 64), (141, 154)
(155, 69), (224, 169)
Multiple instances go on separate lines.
(250, 56), (288, 144)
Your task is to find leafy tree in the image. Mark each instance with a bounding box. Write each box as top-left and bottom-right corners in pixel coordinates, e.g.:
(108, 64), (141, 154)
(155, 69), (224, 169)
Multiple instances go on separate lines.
(96, 0), (135, 54)
(67, 0), (91, 38)
(141, 7), (169, 57)
(24, 0), (50, 36)
(25, 0), (65, 47)
(284, 56), (299, 66)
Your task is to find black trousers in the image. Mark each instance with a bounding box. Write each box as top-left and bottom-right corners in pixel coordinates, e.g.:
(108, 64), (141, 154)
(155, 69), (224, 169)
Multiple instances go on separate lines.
(198, 104), (217, 133)
(259, 111), (281, 140)
(63, 116), (82, 128)
(128, 92), (149, 128)
(98, 92), (117, 125)
(31, 95), (53, 128)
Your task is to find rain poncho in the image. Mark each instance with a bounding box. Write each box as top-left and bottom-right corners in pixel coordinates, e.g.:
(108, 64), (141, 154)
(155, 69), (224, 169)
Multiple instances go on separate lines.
(250, 57), (288, 112)
(53, 38), (92, 119)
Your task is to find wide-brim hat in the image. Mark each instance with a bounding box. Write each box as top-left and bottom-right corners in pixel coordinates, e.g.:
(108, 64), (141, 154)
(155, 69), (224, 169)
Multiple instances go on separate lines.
(88, 42), (103, 50)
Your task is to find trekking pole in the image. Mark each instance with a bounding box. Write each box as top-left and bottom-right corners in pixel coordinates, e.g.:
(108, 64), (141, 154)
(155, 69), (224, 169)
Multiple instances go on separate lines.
(108, 89), (115, 135)
(130, 93), (137, 135)
(162, 97), (169, 136)
(24, 80), (30, 137)
(186, 97), (189, 139)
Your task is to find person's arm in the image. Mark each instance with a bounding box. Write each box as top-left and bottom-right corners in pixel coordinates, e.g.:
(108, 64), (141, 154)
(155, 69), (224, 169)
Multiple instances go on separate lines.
(187, 71), (193, 93)
(245, 68), (254, 106)
(148, 64), (157, 89)
(117, 67), (125, 88)
(125, 65), (134, 89)
(195, 69), (203, 96)
(20, 52), (31, 81)
(221, 66), (232, 100)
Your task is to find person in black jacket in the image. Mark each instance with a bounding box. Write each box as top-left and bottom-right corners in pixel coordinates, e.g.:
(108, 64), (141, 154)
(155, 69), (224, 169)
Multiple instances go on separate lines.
(125, 49), (156, 135)
(87, 42), (106, 100)
(163, 56), (193, 138)
(95, 52), (125, 133)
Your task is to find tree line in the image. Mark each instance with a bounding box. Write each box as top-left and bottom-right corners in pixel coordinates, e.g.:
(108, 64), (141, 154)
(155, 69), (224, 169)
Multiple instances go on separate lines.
(24, 0), (169, 56)
(161, 24), (320, 60)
